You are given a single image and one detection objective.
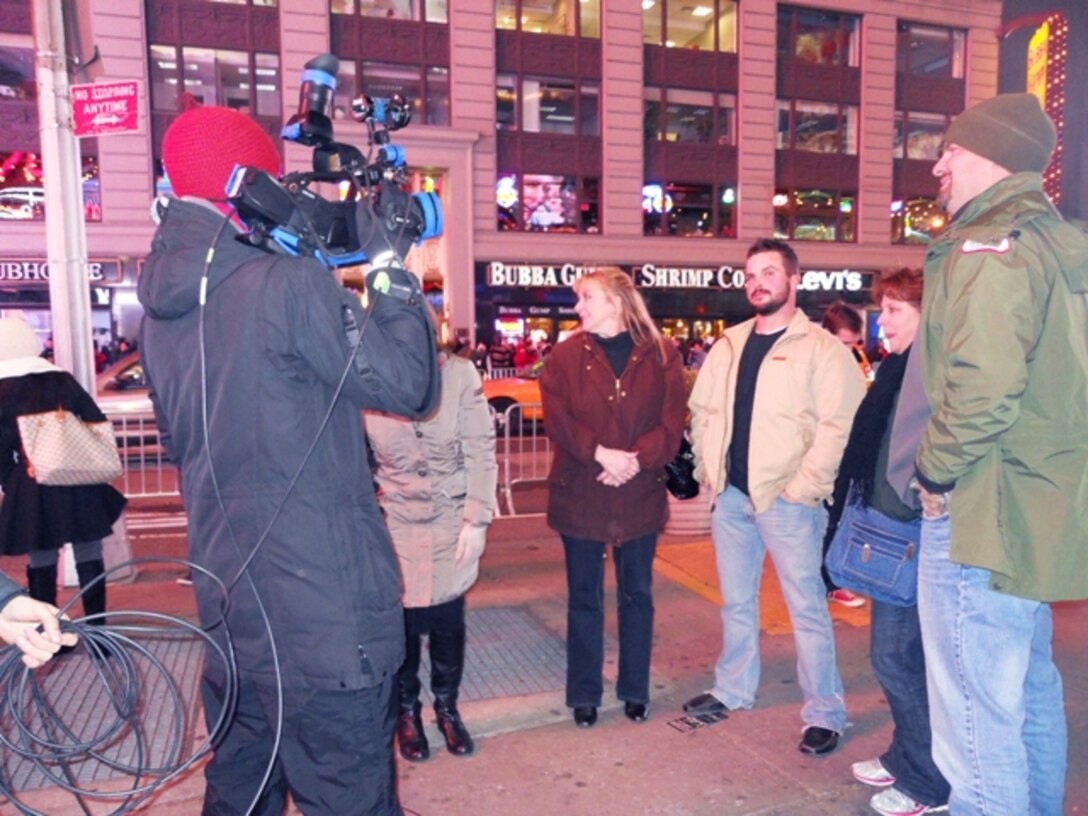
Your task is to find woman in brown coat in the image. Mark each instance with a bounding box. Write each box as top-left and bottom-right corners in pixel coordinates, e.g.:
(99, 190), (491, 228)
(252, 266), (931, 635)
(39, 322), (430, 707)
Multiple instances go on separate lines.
(540, 267), (686, 727)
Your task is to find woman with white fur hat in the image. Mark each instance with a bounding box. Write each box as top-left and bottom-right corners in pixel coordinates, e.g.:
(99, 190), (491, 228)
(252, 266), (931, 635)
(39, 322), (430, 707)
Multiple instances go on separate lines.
(0, 316), (125, 628)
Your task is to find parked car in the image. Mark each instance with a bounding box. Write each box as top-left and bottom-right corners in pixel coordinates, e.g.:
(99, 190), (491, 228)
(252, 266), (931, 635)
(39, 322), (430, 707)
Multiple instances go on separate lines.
(482, 373), (543, 428)
(95, 352), (158, 457)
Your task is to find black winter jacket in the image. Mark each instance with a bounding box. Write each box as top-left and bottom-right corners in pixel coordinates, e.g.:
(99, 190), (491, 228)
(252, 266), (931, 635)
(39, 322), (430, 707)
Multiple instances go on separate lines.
(138, 199), (438, 690)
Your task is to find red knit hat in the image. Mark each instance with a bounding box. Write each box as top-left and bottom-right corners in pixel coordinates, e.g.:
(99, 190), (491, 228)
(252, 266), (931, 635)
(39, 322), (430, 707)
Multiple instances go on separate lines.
(162, 94), (281, 200)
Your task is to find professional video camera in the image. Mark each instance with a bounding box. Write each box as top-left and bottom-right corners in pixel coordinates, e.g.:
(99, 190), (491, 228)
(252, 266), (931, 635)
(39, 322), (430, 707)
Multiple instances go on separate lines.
(225, 53), (442, 269)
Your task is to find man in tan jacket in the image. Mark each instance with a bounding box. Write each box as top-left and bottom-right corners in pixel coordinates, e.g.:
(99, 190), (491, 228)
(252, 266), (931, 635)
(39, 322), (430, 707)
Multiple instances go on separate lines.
(684, 238), (865, 756)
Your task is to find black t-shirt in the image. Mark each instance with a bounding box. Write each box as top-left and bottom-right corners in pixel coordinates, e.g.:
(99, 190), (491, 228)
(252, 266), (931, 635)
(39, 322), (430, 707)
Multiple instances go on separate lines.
(592, 331), (635, 378)
(727, 327), (785, 496)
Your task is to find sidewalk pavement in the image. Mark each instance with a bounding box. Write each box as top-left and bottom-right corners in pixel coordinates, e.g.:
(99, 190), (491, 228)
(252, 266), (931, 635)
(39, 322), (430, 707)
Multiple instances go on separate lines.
(4, 511), (1086, 815)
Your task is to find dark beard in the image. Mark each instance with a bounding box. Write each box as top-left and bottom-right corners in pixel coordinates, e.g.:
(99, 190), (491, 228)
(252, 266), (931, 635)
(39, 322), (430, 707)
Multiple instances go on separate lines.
(750, 291), (788, 316)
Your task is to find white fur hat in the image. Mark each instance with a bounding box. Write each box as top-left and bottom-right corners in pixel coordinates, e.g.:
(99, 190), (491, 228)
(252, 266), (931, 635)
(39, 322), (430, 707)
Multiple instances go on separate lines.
(0, 317), (43, 361)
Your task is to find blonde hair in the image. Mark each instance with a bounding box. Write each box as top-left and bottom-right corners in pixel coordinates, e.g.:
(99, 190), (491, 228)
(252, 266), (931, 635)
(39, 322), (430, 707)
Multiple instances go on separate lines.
(573, 267), (668, 361)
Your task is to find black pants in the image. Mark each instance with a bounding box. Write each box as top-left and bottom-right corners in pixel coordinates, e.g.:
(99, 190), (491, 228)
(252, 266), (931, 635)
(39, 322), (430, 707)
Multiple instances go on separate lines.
(398, 596), (466, 708)
(200, 674), (402, 816)
(561, 533), (656, 708)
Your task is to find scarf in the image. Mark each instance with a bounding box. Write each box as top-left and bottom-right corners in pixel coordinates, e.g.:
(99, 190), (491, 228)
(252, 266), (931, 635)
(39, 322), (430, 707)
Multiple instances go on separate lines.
(836, 347), (910, 509)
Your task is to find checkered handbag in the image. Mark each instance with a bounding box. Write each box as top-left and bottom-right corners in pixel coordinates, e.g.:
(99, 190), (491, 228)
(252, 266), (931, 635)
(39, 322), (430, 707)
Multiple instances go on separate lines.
(16, 408), (123, 486)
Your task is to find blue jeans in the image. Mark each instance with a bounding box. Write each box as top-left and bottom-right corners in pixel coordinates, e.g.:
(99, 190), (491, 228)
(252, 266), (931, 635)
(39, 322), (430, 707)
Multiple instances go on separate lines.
(562, 533), (656, 708)
(709, 486), (846, 732)
(917, 514), (1067, 816)
(870, 599), (949, 806)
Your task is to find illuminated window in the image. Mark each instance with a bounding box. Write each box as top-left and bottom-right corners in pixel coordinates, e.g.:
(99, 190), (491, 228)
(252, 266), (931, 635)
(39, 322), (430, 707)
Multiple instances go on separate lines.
(642, 182), (735, 238)
(777, 6), (860, 67)
(496, 174), (599, 233)
(500, 77), (599, 136)
(496, 0), (598, 37)
(893, 111), (950, 161)
(645, 88), (734, 145)
(774, 188), (856, 242)
(643, 0), (739, 53)
(897, 22), (965, 79)
(891, 196), (945, 245)
(777, 100), (858, 154)
(333, 0), (447, 23)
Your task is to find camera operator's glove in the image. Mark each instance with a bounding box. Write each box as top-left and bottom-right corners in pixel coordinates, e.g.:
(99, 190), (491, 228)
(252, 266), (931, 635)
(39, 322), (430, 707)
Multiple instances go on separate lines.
(455, 522), (488, 569)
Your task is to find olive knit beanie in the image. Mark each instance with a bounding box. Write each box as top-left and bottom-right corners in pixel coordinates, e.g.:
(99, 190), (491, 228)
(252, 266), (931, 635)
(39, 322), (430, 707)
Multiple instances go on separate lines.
(944, 93), (1056, 174)
(162, 93), (281, 200)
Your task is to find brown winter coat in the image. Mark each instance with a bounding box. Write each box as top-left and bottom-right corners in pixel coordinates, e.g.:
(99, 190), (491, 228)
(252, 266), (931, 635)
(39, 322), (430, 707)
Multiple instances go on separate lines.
(540, 332), (686, 544)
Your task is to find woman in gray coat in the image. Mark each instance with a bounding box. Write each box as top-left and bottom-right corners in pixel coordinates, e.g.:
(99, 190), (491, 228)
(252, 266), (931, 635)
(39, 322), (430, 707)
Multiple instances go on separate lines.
(367, 350), (498, 761)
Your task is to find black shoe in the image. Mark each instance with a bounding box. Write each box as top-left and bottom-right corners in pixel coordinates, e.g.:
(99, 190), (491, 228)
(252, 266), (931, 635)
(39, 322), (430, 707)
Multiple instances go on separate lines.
(798, 725), (840, 756)
(683, 692), (727, 716)
(573, 706), (597, 728)
(624, 702), (648, 723)
(435, 705), (475, 756)
(396, 706), (430, 762)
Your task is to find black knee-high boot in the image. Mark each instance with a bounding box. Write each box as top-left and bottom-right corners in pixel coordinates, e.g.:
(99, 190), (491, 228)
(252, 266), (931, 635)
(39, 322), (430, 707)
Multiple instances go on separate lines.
(75, 559), (107, 626)
(430, 626), (474, 756)
(395, 631), (429, 761)
(26, 563), (58, 606)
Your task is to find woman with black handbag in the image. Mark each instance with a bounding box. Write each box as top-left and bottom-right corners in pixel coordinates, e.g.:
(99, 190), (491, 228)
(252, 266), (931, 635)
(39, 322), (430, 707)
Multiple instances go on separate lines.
(0, 317), (126, 632)
(823, 270), (950, 816)
(540, 267), (686, 727)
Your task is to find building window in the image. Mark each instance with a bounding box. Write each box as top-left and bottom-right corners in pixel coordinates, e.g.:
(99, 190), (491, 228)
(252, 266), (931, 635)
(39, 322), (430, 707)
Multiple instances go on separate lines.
(336, 61), (449, 126)
(149, 45), (281, 116)
(777, 100), (858, 154)
(894, 111), (949, 161)
(777, 6), (860, 67)
(208, 0), (278, 5)
(643, 0), (738, 52)
(496, 173), (599, 233)
(645, 88), (734, 145)
(891, 197), (945, 244)
(332, 0), (447, 23)
(0, 44), (101, 221)
(643, 182), (735, 238)
(496, 76), (599, 137)
(897, 22), (964, 79)
(774, 189), (855, 242)
(496, 0), (599, 37)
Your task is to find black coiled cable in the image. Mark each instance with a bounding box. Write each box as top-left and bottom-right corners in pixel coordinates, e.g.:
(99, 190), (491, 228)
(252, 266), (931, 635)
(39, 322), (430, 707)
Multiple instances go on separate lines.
(0, 557), (238, 816)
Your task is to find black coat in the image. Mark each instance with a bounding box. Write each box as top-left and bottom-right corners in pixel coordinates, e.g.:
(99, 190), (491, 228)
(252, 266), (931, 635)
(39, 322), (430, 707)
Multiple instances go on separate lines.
(0, 370), (126, 555)
(138, 199), (438, 691)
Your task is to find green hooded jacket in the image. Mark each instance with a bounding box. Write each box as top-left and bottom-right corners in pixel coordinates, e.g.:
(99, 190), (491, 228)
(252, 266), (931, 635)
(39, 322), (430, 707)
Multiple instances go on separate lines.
(916, 172), (1088, 601)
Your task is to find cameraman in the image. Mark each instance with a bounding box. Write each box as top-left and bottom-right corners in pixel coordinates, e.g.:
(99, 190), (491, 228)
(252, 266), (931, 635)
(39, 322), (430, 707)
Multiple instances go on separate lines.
(138, 99), (438, 816)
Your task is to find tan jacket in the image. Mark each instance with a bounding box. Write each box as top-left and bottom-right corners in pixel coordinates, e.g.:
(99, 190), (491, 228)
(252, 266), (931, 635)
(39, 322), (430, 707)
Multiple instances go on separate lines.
(689, 310), (865, 513)
(366, 355), (498, 608)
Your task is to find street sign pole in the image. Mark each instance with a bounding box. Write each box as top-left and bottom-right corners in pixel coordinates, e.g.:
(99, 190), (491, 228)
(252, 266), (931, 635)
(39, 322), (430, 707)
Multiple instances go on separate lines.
(31, 0), (95, 392)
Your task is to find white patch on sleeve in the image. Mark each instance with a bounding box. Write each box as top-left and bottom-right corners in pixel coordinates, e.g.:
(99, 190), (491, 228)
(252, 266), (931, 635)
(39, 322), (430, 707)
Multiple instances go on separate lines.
(961, 238), (1011, 254)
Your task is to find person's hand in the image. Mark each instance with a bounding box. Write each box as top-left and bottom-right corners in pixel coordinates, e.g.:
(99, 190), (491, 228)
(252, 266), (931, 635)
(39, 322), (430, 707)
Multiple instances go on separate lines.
(917, 487), (950, 519)
(595, 445), (640, 486)
(455, 523), (488, 569)
(0, 597), (78, 669)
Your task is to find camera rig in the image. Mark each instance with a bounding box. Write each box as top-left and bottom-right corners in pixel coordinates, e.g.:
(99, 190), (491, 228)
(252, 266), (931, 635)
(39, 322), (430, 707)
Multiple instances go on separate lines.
(225, 53), (442, 269)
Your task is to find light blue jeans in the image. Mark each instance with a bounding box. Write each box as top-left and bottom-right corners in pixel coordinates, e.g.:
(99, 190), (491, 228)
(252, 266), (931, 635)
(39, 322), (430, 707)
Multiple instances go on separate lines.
(709, 485), (846, 732)
(917, 513), (1067, 816)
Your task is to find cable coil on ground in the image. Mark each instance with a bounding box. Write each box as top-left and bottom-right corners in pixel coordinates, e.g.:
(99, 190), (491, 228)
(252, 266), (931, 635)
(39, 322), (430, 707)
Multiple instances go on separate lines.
(0, 557), (237, 816)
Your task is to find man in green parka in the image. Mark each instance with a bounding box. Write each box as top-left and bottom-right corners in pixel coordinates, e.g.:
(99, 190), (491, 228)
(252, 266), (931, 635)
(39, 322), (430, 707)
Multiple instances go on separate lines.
(909, 93), (1088, 816)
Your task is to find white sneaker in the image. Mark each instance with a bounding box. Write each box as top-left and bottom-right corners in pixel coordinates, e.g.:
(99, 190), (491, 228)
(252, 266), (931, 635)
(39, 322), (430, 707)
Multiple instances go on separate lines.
(828, 588), (866, 608)
(870, 787), (949, 816)
(852, 757), (896, 787)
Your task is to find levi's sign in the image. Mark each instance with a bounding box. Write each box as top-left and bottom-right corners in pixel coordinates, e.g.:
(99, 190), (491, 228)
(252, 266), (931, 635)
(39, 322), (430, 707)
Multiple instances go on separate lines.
(485, 261), (866, 292)
(71, 81), (140, 137)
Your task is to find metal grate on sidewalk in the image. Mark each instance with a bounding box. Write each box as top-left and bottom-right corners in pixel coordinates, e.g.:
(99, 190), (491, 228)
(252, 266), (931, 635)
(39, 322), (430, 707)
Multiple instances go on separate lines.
(422, 606), (566, 702)
(0, 633), (205, 796)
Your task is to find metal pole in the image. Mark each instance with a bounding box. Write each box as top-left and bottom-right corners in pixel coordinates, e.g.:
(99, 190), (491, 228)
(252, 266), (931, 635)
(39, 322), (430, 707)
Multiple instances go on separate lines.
(32, 0), (95, 391)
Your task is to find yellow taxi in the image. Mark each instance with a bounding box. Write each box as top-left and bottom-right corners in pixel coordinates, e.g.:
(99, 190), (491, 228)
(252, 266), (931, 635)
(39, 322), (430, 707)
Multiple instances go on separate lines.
(482, 372), (543, 427)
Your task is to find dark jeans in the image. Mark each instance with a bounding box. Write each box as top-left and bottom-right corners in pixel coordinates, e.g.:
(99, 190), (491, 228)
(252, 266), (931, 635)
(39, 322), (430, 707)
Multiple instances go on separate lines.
(561, 533), (656, 708)
(870, 598), (950, 807)
(201, 675), (402, 816)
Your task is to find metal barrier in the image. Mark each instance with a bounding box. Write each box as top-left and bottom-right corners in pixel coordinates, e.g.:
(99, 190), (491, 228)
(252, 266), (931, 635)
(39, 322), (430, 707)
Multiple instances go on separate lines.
(108, 403), (555, 517)
(498, 402), (551, 516)
(483, 367), (518, 380)
(108, 411), (179, 499)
